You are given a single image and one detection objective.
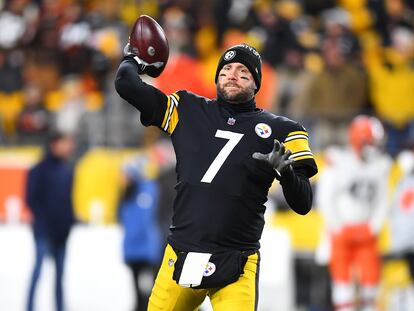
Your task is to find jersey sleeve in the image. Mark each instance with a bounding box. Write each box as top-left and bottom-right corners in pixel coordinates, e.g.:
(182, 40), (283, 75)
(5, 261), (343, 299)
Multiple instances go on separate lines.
(115, 57), (169, 127)
(282, 123), (318, 178)
(160, 92), (180, 135)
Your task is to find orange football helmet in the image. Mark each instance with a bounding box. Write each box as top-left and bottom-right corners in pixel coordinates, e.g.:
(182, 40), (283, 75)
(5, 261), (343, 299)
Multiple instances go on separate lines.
(348, 115), (384, 154)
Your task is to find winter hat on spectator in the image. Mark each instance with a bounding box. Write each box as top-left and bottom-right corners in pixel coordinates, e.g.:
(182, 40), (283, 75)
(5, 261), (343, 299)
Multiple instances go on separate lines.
(215, 43), (262, 93)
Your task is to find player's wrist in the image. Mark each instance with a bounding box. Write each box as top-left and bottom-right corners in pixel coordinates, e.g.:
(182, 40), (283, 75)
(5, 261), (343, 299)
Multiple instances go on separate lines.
(123, 54), (146, 74)
(275, 164), (293, 181)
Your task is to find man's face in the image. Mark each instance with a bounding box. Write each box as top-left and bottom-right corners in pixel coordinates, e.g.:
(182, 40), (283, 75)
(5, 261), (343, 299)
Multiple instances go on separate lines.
(52, 135), (75, 160)
(217, 62), (256, 103)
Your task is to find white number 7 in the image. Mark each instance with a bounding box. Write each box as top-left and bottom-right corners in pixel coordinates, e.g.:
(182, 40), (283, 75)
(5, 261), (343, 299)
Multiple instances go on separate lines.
(201, 130), (244, 183)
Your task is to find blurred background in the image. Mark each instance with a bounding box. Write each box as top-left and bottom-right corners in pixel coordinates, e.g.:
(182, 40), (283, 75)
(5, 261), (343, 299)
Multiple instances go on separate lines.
(0, 0), (414, 310)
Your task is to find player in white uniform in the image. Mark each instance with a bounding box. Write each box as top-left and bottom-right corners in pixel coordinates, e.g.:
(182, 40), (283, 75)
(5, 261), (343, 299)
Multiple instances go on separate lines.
(317, 115), (392, 311)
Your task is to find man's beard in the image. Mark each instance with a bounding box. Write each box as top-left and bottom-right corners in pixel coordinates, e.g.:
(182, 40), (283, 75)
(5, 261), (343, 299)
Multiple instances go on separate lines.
(217, 83), (255, 103)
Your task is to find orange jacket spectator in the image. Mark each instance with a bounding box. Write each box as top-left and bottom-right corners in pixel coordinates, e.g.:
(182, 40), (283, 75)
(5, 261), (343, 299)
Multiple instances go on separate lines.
(154, 53), (211, 98)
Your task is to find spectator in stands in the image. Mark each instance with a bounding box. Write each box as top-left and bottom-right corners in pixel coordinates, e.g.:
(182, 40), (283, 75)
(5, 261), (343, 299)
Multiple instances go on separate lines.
(16, 85), (50, 145)
(273, 44), (313, 122)
(306, 8), (367, 150)
(54, 76), (86, 136)
(0, 0), (32, 93)
(155, 7), (210, 97)
(259, 0), (304, 67)
(366, 26), (414, 157)
(25, 131), (76, 311)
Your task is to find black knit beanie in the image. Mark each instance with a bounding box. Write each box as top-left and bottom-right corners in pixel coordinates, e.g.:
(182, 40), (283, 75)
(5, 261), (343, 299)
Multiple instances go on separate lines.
(215, 43), (262, 93)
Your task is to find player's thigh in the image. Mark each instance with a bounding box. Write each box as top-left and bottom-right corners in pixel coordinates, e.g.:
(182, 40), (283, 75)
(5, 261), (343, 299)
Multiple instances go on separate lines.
(209, 252), (259, 311)
(148, 244), (207, 311)
(356, 240), (381, 284)
(330, 234), (352, 282)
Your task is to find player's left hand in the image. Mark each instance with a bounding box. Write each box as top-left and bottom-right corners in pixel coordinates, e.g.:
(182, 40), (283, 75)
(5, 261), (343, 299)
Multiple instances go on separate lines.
(252, 139), (293, 179)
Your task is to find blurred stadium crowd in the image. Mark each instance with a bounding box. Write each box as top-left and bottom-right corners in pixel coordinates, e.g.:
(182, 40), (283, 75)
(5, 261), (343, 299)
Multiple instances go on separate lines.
(1, 0), (414, 310)
(0, 0), (413, 154)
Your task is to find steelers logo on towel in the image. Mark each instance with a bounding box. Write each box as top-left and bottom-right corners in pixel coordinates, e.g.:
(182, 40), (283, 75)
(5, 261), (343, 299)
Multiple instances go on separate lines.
(255, 123), (272, 138)
(203, 262), (216, 277)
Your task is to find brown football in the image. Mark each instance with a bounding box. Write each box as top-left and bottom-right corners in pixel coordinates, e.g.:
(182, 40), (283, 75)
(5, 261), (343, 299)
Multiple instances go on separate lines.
(129, 15), (169, 78)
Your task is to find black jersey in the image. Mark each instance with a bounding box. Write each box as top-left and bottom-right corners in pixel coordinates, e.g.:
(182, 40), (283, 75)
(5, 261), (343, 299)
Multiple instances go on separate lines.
(149, 90), (317, 252)
(115, 58), (317, 253)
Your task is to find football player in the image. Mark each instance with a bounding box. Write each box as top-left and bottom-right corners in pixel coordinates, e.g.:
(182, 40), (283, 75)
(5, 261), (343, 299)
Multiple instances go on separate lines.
(317, 115), (392, 311)
(115, 41), (318, 310)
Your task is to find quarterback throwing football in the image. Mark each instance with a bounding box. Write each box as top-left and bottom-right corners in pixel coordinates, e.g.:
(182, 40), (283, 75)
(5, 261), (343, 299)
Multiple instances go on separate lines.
(115, 15), (318, 311)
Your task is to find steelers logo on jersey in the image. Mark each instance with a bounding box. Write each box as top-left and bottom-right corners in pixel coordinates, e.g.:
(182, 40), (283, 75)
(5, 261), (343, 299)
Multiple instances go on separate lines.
(255, 123), (272, 138)
(203, 262), (216, 277)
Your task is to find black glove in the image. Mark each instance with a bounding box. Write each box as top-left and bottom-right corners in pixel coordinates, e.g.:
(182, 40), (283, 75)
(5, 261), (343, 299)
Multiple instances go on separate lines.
(252, 139), (294, 180)
(123, 43), (166, 76)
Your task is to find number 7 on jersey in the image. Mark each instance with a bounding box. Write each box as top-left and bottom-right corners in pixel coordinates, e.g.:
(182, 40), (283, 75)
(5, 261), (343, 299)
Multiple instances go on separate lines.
(201, 130), (244, 183)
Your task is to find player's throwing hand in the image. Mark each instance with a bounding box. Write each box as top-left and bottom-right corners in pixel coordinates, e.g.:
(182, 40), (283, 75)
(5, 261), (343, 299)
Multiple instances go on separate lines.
(123, 43), (147, 74)
(124, 15), (169, 77)
(253, 139), (293, 179)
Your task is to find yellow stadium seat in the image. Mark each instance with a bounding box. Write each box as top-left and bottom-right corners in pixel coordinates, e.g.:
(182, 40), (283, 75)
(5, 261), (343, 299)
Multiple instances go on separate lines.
(44, 90), (64, 112)
(85, 91), (104, 111)
(339, 0), (366, 10)
(0, 91), (24, 136)
(349, 8), (373, 32)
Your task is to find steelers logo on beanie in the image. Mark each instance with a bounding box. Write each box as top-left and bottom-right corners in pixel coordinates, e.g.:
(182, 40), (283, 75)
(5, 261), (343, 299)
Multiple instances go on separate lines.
(215, 43), (262, 93)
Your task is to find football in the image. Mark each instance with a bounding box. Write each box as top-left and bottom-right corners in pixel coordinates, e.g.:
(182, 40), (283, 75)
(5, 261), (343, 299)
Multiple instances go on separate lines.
(129, 15), (169, 78)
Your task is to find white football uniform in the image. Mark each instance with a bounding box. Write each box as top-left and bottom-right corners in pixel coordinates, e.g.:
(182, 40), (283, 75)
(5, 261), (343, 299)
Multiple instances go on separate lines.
(317, 146), (392, 235)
